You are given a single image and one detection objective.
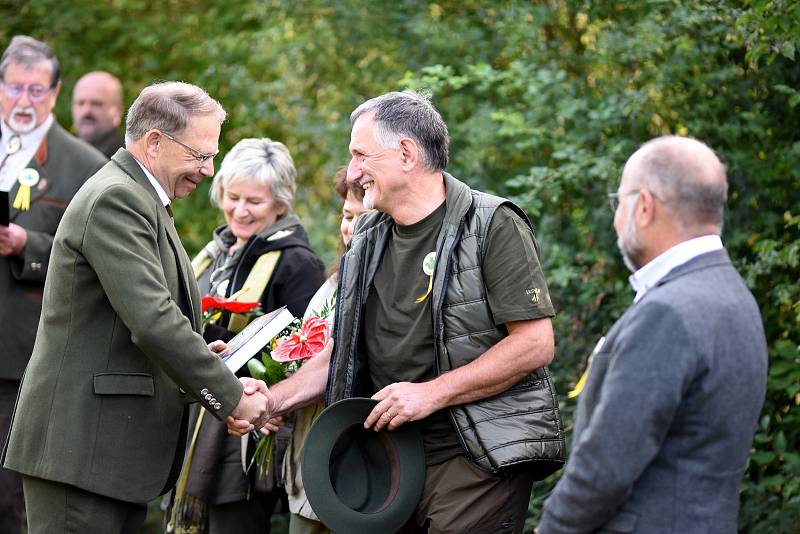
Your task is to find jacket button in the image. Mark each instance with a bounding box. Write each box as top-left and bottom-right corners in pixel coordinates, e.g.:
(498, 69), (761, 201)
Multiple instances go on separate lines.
(214, 402), (221, 410)
(201, 388), (208, 395)
(205, 393), (213, 401)
(31, 262), (42, 271)
(209, 398), (217, 405)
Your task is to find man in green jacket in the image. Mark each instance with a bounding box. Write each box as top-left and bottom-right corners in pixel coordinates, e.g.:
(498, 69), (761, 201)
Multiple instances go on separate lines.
(3, 81), (271, 534)
(0, 35), (107, 534)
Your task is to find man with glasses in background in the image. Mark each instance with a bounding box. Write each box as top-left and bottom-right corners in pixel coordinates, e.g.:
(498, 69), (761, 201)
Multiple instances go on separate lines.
(0, 35), (106, 534)
(536, 136), (768, 534)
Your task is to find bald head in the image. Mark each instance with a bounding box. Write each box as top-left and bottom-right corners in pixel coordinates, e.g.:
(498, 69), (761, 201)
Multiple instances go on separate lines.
(622, 136), (728, 235)
(72, 71), (123, 142)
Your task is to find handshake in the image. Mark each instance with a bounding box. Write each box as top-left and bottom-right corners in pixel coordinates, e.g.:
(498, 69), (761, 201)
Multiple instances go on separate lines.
(226, 377), (279, 436)
(205, 339), (282, 436)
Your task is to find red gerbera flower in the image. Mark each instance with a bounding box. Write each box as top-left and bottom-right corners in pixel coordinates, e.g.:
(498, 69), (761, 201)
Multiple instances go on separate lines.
(271, 316), (330, 362)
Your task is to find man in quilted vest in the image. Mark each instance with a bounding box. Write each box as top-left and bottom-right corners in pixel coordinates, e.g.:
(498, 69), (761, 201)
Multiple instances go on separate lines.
(232, 90), (563, 534)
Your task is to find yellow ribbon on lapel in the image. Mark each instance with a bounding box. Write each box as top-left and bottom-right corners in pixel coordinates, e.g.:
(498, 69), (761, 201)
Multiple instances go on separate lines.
(567, 368), (589, 399)
(12, 185), (30, 211)
(13, 168), (40, 212)
(568, 336), (605, 398)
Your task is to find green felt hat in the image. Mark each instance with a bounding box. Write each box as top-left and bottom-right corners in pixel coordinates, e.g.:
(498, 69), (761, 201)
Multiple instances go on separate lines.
(301, 397), (426, 534)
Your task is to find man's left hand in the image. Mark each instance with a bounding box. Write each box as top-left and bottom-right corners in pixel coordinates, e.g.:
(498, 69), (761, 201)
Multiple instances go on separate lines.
(208, 340), (227, 356)
(366, 381), (442, 432)
(0, 223), (27, 256)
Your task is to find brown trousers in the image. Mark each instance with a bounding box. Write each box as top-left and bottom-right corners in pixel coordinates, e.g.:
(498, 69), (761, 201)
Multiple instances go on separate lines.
(398, 455), (534, 534)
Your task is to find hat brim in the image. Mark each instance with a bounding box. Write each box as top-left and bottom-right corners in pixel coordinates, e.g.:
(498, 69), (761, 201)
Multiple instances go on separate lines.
(301, 397), (426, 534)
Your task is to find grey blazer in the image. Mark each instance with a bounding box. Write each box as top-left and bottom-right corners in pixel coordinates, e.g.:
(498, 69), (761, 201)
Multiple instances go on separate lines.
(2, 150), (243, 503)
(538, 249), (767, 533)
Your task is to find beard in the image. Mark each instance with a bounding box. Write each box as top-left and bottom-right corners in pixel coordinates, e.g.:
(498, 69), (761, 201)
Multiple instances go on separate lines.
(362, 186), (375, 210)
(616, 201), (645, 272)
(77, 116), (114, 143)
(8, 106), (38, 133)
(360, 174), (376, 210)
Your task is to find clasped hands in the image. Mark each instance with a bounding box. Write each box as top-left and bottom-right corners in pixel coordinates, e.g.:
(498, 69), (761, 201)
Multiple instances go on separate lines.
(227, 377), (278, 436)
(206, 340), (280, 436)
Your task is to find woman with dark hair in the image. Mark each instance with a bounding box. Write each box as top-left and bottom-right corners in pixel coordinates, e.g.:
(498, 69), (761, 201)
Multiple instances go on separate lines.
(169, 138), (325, 534)
(282, 167), (367, 534)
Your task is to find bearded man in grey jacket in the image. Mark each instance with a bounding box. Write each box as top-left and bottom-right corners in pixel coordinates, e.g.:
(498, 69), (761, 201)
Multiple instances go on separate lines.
(536, 136), (768, 534)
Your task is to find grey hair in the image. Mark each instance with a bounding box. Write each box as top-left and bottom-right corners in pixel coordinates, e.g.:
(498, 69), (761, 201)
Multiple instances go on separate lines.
(124, 81), (226, 144)
(633, 136), (728, 233)
(0, 35), (60, 86)
(350, 90), (449, 171)
(209, 138), (297, 215)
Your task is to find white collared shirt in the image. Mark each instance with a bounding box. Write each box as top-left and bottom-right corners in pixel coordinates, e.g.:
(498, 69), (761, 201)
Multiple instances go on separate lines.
(0, 115), (54, 192)
(133, 157), (171, 208)
(629, 234), (724, 302)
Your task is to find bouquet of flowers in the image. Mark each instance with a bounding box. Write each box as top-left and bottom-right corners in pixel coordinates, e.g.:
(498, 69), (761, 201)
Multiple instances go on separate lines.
(246, 297), (334, 478)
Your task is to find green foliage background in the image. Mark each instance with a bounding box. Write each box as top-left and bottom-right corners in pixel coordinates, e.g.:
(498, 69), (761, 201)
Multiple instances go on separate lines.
(2, 1), (798, 532)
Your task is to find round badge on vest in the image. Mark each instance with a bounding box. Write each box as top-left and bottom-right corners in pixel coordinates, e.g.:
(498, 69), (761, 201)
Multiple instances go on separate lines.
(302, 397), (426, 534)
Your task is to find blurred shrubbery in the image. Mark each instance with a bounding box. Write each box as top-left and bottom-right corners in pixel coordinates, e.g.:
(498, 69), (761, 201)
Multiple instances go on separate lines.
(3, 1), (797, 531)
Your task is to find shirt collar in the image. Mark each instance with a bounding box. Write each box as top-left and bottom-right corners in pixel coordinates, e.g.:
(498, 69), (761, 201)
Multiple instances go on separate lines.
(1, 114), (54, 152)
(629, 234), (723, 302)
(132, 157), (171, 208)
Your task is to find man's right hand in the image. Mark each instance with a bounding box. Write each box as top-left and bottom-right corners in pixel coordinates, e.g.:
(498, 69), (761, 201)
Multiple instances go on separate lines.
(227, 379), (273, 436)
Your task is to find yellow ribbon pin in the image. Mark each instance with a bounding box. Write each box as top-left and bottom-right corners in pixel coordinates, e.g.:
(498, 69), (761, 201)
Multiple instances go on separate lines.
(567, 336), (605, 399)
(567, 368), (589, 399)
(415, 252), (437, 303)
(13, 168), (39, 211)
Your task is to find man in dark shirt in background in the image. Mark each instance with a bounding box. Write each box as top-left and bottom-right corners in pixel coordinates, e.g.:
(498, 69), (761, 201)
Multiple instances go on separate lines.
(72, 70), (124, 157)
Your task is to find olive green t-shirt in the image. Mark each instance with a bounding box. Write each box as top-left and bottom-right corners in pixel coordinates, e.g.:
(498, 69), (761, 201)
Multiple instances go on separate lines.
(364, 203), (555, 465)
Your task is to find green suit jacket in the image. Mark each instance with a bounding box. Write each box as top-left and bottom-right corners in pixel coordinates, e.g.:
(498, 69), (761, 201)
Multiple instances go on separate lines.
(2, 149), (244, 503)
(0, 121), (107, 380)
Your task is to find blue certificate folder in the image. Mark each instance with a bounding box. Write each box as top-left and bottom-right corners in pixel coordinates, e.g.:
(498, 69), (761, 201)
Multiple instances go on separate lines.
(0, 191), (9, 226)
(222, 306), (295, 373)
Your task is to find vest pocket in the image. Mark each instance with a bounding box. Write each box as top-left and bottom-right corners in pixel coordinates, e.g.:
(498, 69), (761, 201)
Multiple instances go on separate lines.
(93, 372), (155, 396)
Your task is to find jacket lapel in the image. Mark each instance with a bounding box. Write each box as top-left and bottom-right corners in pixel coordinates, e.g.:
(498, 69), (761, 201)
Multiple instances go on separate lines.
(7, 126), (56, 221)
(164, 220), (200, 331)
(110, 150), (200, 331)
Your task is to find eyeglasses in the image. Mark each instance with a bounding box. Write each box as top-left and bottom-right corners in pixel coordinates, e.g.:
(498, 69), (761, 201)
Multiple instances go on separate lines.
(1, 83), (55, 102)
(159, 131), (218, 164)
(607, 190), (640, 212)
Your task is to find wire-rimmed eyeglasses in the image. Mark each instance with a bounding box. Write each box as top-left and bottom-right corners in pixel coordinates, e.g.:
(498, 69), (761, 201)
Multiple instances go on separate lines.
(159, 131), (218, 164)
(1, 83), (55, 102)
